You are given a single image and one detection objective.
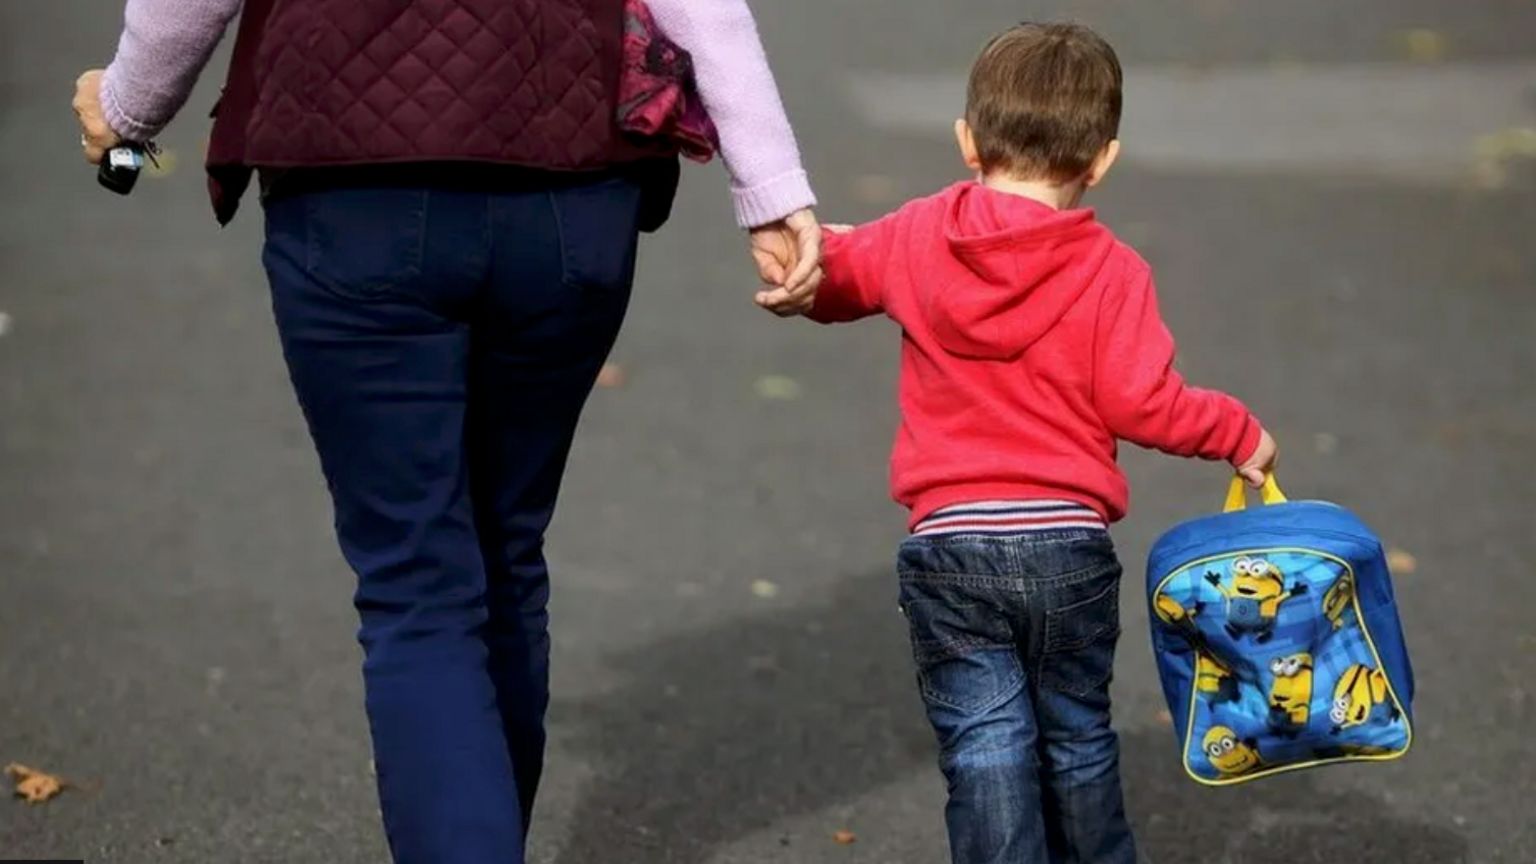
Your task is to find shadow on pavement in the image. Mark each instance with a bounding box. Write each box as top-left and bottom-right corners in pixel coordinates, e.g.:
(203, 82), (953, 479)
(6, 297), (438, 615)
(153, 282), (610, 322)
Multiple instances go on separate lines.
(551, 569), (1467, 864)
(549, 569), (931, 863)
(1121, 726), (1468, 864)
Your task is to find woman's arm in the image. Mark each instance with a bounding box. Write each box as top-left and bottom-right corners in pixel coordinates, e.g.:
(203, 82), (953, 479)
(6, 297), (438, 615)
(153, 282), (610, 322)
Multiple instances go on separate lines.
(645, 0), (817, 229)
(98, 0), (243, 141)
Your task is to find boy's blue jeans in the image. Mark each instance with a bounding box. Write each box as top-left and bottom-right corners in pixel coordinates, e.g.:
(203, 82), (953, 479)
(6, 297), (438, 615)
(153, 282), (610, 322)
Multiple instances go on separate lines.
(260, 169), (642, 864)
(898, 530), (1138, 864)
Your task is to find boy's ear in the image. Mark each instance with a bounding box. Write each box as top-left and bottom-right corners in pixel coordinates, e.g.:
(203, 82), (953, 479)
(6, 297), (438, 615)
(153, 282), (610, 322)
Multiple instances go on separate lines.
(955, 118), (984, 172)
(1084, 139), (1121, 188)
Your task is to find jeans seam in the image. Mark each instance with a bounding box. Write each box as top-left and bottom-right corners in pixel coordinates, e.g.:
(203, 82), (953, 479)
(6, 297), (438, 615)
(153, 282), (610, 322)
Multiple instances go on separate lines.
(546, 189), (571, 288)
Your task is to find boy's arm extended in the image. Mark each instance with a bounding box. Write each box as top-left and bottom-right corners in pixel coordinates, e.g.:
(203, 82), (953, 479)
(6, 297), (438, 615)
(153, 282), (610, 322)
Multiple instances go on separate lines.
(1092, 264), (1263, 465)
(804, 211), (904, 323)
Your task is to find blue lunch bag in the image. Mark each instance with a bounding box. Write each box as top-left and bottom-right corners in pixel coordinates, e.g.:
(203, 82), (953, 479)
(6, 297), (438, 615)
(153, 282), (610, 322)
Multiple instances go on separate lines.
(1146, 476), (1414, 785)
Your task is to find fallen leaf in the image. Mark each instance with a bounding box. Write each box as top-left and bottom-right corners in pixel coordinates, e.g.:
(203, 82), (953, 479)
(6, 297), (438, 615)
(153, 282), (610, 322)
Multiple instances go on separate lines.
(1155, 709), (1173, 726)
(1394, 28), (1446, 63)
(754, 374), (801, 401)
(6, 763), (65, 804)
(833, 829), (857, 845)
(595, 362), (627, 389)
(746, 654), (780, 674)
(750, 579), (780, 599)
(1471, 127), (1536, 190)
(146, 147), (178, 178)
(1386, 547), (1418, 574)
(851, 174), (898, 204)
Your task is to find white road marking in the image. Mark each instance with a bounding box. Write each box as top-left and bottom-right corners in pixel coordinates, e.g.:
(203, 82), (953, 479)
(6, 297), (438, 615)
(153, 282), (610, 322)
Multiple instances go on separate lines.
(847, 61), (1536, 182)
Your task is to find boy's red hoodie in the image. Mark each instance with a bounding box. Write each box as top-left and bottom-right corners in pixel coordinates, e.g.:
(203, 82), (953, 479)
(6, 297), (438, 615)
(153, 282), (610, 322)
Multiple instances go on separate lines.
(809, 181), (1261, 527)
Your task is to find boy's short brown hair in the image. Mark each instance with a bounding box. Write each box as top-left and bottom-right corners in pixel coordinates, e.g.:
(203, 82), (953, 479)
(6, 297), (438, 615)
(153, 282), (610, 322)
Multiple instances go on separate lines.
(965, 22), (1123, 182)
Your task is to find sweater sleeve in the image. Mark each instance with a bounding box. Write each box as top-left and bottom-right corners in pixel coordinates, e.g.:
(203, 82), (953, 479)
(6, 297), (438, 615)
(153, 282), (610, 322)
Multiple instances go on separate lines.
(1092, 263), (1262, 464)
(98, 0), (242, 141)
(805, 212), (905, 324)
(646, 0), (816, 228)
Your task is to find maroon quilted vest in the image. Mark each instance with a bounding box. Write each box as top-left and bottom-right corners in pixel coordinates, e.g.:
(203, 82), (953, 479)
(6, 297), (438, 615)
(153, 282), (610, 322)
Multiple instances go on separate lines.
(207, 0), (663, 223)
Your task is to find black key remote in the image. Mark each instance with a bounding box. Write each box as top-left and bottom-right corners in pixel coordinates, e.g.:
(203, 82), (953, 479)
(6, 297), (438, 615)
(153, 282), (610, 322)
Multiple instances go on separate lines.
(98, 143), (146, 195)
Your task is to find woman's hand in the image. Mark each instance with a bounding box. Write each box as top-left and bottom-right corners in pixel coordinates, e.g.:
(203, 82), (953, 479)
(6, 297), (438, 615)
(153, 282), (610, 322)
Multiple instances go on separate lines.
(749, 208), (822, 317)
(73, 70), (121, 164)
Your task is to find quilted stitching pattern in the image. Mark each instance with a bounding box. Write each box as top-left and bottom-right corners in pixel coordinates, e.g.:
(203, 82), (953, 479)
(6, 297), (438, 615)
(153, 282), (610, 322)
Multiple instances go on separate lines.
(244, 0), (621, 167)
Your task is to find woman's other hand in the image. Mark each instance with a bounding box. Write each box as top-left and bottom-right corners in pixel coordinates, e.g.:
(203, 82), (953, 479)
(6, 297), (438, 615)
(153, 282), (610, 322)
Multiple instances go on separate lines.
(750, 208), (822, 317)
(73, 70), (121, 164)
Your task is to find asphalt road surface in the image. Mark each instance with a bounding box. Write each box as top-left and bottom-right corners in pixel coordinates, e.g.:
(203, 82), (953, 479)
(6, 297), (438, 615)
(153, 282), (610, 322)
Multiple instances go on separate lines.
(3, 1), (1534, 862)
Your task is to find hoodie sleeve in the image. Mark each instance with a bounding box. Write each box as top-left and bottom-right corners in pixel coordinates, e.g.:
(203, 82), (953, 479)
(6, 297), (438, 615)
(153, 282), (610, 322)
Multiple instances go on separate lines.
(805, 213), (903, 324)
(1092, 262), (1262, 464)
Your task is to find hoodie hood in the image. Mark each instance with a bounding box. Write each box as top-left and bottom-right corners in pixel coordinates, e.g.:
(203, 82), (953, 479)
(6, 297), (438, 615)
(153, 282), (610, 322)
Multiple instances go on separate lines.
(933, 182), (1116, 360)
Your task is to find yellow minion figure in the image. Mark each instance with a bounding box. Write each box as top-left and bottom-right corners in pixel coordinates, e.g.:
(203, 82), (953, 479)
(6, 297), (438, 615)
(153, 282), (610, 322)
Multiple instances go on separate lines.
(1330, 664), (1400, 732)
(1154, 592), (1190, 627)
(1196, 650), (1240, 704)
(1156, 593), (1237, 703)
(1322, 571), (1355, 630)
(1204, 557), (1309, 643)
(1202, 726), (1263, 777)
(1266, 653), (1314, 735)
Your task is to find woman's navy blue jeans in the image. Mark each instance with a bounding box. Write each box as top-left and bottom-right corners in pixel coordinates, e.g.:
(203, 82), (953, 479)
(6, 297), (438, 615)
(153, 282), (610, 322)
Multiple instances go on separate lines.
(260, 169), (642, 864)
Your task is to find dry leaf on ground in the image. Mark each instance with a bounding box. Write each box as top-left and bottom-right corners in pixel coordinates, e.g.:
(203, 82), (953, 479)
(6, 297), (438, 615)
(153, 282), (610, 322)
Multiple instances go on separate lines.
(753, 374), (802, 401)
(6, 763), (66, 804)
(851, 174), (898, 204)
(750, 579), (780, 599)
(595, 362), (627, 389)
(1155, 709), (1173, 726)
(833, 829), (857, 845)
(1386, 547), (1418, 574)
(1394, 28), (1446, 63)
(146, 148), (178, 178)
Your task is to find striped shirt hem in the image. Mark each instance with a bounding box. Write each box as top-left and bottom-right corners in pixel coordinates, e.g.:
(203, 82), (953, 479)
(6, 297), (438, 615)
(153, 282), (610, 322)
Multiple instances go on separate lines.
(911, 500), (1107, 537)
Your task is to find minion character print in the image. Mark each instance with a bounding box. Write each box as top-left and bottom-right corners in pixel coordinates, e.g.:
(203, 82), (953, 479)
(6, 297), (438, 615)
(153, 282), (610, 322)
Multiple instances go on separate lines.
(1204, 556), (1308, 643)
(1202, 726), (1263, 777)
(1330, 664), (1401, 733)
(1266, 653), (1314, 736)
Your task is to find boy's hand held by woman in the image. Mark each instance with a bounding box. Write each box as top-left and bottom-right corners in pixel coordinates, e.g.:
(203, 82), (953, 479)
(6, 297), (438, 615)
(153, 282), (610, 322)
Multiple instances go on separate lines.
(750, 207), (823, 316)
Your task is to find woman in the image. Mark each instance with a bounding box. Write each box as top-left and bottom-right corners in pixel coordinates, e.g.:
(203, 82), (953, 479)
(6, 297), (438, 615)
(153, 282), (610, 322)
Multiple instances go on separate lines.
(72, 1), (820, 862)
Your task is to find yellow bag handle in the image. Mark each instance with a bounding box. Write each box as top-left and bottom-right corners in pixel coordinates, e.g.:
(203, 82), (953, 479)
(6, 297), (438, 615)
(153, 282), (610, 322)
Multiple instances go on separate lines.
(1223, 474), (1288, 513)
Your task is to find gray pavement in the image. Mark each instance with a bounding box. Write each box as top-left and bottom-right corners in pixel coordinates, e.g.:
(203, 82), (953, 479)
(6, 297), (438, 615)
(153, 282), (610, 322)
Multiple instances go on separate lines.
(3, 2), (1534, 862)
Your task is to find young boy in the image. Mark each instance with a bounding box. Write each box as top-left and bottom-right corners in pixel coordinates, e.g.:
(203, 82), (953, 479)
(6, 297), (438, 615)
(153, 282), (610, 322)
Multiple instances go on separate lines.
(798, 22), (1277, 864)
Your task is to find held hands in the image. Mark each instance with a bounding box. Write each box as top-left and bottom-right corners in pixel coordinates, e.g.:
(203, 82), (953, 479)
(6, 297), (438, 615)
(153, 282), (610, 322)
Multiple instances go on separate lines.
(749, 208), (823, 317)
(1236, 428), (1279, 488)
(73, 70), (121, 164)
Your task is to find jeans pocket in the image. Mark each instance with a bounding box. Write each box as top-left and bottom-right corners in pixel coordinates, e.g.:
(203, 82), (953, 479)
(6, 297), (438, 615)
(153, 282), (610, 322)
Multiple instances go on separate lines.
(1039, 569), (1121, 699)
(903, 598), (1023, 715)
(303, 187), (427, 300)
(548, 176), (644, 292)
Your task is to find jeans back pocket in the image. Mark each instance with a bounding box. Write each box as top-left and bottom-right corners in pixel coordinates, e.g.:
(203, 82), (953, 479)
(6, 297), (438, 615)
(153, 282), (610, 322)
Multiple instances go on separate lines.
(901, 582), (1024, 716)
(1038, 565), (1123, 699)
(549, 176), (644, 292)
(304, 187), (428, 301)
